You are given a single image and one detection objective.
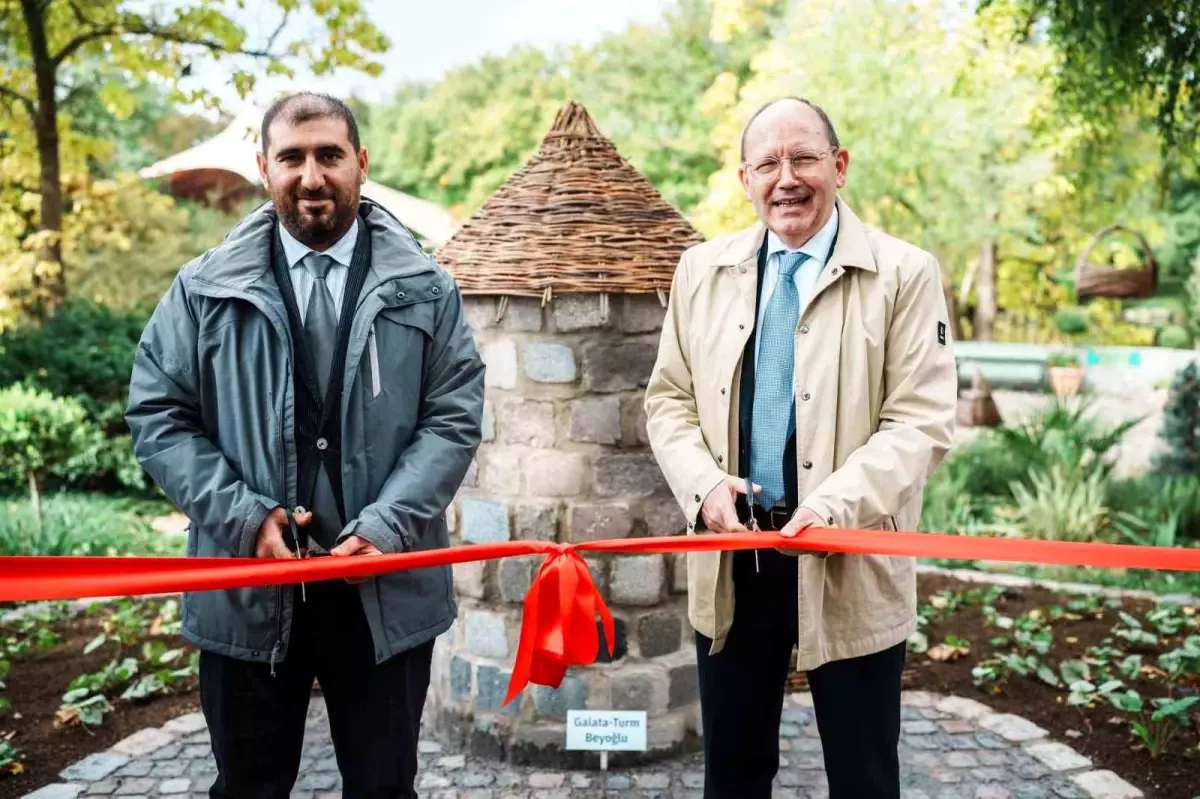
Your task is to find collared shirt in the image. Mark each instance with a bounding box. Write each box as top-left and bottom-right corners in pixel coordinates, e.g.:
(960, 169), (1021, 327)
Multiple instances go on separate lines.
(754, 205), (839, 376)
(278, 219), (359, 323)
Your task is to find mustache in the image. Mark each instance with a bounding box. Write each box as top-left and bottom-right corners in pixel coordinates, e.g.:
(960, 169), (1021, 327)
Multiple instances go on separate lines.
(294, 189), (335, 201)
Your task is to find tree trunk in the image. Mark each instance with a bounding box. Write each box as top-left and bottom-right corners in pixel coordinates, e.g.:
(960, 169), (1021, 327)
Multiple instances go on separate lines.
(27, 469), (42, 537)
(974, 236), (997, 341)
(20, 0), (66, 316)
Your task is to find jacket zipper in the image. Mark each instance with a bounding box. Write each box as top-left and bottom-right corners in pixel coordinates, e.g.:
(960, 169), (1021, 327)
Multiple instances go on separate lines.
(368, 326), (381, 397)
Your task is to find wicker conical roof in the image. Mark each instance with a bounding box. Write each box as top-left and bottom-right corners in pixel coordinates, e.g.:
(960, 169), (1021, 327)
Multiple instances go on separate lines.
(436, 102), (704, 297)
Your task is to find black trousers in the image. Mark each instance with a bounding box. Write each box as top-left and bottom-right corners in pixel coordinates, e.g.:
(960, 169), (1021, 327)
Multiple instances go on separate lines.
(199, 579), (433, 799)
(696, 547), (906, 799)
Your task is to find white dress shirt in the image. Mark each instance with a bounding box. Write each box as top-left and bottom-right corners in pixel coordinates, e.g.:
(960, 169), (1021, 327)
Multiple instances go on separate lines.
(278, 219), (359, 323)
(754, 205), (840, 376)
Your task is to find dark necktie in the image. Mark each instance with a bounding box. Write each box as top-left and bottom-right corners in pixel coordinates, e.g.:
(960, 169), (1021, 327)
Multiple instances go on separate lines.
(302, 253), (341, 549)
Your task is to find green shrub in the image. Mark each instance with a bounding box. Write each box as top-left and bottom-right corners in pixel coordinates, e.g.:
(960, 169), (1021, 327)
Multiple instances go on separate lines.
(0, 385), (104, 530)
(1155, 324), (1193, 349)
(0, 300), (147, 429)
(995, 464), (1110, 542)
(1151, 361), (1200, 477)
(992, 396), (1140, 483)
(1053, 307), (1089, 337)
(0, 494), (182, 557)
(1047, 350), (1080, 368)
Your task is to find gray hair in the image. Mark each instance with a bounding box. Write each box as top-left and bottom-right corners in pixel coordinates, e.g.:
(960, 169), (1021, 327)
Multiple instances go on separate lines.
(739, 97), (840, 161)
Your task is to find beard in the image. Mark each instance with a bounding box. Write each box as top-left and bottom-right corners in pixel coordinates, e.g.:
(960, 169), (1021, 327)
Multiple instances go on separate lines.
(273, 180), (360, 249)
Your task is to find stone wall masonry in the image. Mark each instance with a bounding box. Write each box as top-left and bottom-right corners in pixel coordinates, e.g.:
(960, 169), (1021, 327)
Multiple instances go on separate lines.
(431, 294), (697, 764)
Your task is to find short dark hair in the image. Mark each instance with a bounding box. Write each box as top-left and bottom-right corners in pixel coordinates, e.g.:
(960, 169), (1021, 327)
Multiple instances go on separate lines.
(261, 92), (361, 154)
(739, 97), (840, 161)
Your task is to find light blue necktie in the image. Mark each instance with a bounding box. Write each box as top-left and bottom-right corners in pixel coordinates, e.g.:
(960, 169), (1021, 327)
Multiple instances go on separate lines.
(750, 251), (810, 509)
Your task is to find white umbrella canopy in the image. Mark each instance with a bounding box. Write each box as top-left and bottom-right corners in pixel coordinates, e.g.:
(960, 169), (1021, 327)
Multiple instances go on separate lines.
(139, 106), (457, 248)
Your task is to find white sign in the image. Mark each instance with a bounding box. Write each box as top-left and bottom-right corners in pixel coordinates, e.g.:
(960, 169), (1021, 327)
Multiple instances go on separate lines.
(565, 710), (648, 751)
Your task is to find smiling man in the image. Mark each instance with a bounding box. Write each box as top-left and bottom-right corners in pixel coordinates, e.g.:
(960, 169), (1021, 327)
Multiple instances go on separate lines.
(126, 93), (484, 798)
(644, 97), (957, 797)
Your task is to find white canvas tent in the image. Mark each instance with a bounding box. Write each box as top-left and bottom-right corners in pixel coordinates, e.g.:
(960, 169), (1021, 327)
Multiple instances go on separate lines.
(140, 107), (457, 248)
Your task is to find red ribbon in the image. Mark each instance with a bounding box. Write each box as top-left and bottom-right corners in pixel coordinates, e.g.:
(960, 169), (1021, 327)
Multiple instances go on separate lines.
(2, 529), (1198, 704)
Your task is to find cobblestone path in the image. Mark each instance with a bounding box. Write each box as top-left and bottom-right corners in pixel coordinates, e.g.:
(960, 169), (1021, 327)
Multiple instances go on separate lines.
(24, 691), (1146, 799)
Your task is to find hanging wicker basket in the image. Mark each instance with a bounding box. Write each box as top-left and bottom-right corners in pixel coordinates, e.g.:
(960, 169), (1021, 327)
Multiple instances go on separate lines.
(1074, 224), (1158, 300)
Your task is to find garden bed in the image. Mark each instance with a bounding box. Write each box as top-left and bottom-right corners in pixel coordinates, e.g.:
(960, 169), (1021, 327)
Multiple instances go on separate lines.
(901, 574), (1199, 799)
(1, 573), (1198, 798)
(0, 598), (198, 799)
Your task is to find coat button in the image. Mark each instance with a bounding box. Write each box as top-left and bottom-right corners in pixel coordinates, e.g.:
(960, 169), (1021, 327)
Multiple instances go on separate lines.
(432, 286), (441, 295)
(802, 459), (813, 469)
(316, 437), (328, 451)
(717, 455), (724, 464)
(739, 324), (745, 330)
(694, 493), (701, 502)
(397, 291), (406, 300)
(799, 324), (810, 334)
(802, 392), (811, 401)
(720, 388), (726, 395)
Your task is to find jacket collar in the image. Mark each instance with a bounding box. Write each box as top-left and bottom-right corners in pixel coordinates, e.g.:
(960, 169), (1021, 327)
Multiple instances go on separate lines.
(188, 198), (435, 296)
(711, 197), (877, 274)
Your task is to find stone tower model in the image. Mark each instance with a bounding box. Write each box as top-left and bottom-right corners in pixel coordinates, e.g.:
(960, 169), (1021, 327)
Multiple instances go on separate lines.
(428, 101), (707, 766)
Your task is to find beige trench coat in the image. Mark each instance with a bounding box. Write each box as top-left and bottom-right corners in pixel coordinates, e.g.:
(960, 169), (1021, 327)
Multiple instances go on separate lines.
(643, 198), (957, 670)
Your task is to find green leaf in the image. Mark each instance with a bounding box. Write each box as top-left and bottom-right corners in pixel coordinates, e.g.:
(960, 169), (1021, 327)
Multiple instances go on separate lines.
(83, 633), (107, 655)
(1036, 664), (1062, 687)
(1060, 659), (1090, 685)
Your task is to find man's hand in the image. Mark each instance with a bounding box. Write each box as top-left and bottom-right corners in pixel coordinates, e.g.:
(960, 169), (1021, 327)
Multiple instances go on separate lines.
(779, 507), (826, 538)
(330, 535), (383, 584)
(699, 476), (760, 534)
(254, 507), (310, 559)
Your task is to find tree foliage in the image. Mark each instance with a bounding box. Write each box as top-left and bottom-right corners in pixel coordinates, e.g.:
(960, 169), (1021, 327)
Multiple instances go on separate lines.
(985, 0), (1200, 162)
(0, 0), (388, 314)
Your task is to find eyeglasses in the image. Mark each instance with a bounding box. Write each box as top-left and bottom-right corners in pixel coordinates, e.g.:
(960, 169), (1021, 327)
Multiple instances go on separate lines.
(743, 148), (839, 180)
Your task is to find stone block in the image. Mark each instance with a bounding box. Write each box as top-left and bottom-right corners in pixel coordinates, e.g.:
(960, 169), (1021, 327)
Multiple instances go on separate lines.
(481, 401), (495, 442)
(552, 295), (607, 332)
(502, 297), (543, 332)
(647, 713), (686, 749)
(637, 610), (682, 658)
(935, 695), (993, 720)
(666, 665), (696, 707)
(978, 713), (1047, 742)
(1024, 741), (1091, 771)
(110, 727), (176, 757)
(610, 555), (664, 606)
(464, 296), (499, 332)
(161, 713), (206, 736)
(24, 785), (85, 799)
(496, 398), (557, 447)
(532, 675), (588, 719)
(584, 555), (608, 600)
(60, 752), (130, 782)
(462, 459), (478, 488)
(632, 400), (651, 445)
(612, 669), (665, 712)
(466, 611), (509, 659)
(595, 617), (627, 663)
(476, 665), (519, 713)
(669, 553), (688, 593)
(1070, 770), (1144, 798)
(498, 558), (534, 603)
(568, 397), (621, 444)
(566, 503), (632, 543)
(514, 502), (558, 541)
(480, 447), (522, 494)
(593, 452), (669, 498)
(450, 656), (472, 701)
(522, 341), (577, 384)
(159, 778), (191, 793)
(582, 341), (658, 392)
(642, 495), (687, 537)
(482, 338), (518, 389)
(445, 501), (457, 534)
(452, 560), (487, 599)
(523, 451), (586, 497)
(622, 294), (666, 333)
(460, 497), (510, 543)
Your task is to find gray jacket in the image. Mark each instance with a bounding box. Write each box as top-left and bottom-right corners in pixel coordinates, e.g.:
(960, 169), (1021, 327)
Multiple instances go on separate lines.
(126, 199), (485, 666)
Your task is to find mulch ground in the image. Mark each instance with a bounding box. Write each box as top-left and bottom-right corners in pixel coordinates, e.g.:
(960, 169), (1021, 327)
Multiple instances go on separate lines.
(1, 574), (1198, 798)
(894, 573), (1200, 799)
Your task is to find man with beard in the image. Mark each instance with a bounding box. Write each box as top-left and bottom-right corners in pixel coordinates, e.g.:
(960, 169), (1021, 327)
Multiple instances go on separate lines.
(127, 92), (485, 798)
(644, 97), (957, 798)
